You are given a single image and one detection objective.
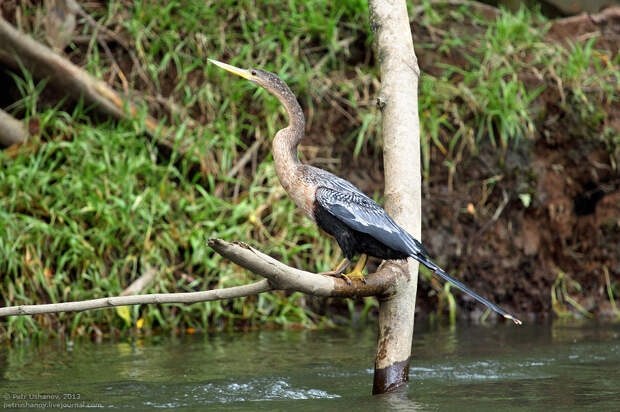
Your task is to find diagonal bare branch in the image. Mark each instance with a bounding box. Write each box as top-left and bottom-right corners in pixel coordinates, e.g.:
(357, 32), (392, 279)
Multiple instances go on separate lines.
(208, 239), (401, 297)
(0, 239), (402, 318)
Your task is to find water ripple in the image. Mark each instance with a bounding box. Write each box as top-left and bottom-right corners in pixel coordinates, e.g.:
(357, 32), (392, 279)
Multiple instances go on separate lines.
(139, 377), (339, 407)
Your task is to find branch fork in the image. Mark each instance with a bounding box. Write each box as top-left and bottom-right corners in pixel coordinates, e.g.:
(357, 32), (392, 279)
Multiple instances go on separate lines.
(0, 238), (405, 318)
(208, 239), (405, 299)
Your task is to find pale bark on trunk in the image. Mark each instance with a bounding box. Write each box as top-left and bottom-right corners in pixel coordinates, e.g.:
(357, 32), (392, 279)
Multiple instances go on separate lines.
(368, 0), (422, 394)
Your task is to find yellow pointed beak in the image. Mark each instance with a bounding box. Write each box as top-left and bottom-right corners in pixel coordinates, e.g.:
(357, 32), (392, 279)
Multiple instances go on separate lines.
(208, 59), (254, 81)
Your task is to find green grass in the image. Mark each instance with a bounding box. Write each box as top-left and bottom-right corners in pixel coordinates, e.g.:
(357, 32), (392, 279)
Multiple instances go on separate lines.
(1, 1), (618, 339)
(0, 109), (334, 337)
(415, 3), (618, 177)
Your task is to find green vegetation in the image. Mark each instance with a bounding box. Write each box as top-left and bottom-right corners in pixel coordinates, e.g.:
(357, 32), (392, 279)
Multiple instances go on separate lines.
(415, 4), (618, 177)
(551, 271), (594, 319)
(1, 1), (618, 339)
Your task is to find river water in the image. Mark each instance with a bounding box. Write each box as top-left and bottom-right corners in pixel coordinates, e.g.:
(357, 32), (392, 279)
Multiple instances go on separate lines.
(1, 321), (619, 410)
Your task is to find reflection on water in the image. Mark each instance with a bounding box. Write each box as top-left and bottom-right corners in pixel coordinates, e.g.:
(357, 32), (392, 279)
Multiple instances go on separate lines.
(0, 321), (618, 410)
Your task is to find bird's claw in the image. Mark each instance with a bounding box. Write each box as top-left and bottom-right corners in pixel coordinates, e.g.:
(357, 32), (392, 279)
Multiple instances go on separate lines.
(318, 256), (366, 285)
(339, 273), (353, 286)
(341, 269), (366, 285)
(318, 270), (352, 285)
(318, 271), (366, 286)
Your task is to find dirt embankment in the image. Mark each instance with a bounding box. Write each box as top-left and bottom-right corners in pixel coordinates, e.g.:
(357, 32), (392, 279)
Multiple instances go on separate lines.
(410, 8), (619, 319)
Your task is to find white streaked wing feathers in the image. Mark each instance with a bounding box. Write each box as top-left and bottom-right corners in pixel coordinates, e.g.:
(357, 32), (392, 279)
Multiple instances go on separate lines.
(315, 186), (429, 257)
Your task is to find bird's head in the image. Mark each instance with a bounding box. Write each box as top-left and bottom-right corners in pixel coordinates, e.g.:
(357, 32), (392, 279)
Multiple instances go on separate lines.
(208, 59), (291, 98)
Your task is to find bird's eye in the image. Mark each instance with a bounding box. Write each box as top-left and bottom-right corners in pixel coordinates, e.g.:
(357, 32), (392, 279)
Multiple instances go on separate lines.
(251, 70), (257, 76)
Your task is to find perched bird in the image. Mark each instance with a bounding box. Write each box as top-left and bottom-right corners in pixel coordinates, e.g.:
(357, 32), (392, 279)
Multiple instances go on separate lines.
(209, 59), (521, 325)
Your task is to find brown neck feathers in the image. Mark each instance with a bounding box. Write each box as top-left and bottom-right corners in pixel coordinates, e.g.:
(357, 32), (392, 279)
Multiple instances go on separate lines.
(269, 82), (305, 189)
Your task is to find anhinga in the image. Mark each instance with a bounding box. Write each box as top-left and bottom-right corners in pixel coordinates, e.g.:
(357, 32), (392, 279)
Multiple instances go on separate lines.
(209, 59), (521, 325)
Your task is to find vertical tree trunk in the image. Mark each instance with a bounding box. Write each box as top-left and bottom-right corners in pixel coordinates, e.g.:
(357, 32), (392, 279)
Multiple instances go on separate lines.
(368, 0), (422, 395)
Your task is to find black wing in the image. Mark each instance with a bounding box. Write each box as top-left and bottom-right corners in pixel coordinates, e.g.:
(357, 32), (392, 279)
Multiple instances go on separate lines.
(315, 186), (429, 257)
(315, 186), (521, 324)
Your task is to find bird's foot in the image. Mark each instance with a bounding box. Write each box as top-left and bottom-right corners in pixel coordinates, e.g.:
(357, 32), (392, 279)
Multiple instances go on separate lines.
(348, 254), (368, 284)
(341, 267), (366, 285)
(320, 271), (353, 285)
(319, 258), (352, 284)
(333, 254), (368, 285)
(318, 255), (368, 285)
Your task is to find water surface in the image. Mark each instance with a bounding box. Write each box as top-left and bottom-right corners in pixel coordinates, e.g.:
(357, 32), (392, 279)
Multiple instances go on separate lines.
(1, 321), (619, 410)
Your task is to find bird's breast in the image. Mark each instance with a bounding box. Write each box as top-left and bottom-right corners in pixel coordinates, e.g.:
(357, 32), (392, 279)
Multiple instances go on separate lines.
(271, 144), (317, 222)
(284, 177), (317, 222)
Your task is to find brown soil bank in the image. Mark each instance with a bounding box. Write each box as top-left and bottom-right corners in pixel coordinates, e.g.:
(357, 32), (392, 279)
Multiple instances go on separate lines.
(408, 8), (620, 321)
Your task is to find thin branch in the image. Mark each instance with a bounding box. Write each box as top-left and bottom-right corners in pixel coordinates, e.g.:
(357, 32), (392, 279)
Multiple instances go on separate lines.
(0, 279), (272, 317)
(471, 189), (510, 241)
(65, 0), (130, 49)
(65, 0), (156, 95)
(0, 239), (400, 317)
(120, 267), (158, 296)
(226, 140), (263, 179)
(214, 139), (262, 197)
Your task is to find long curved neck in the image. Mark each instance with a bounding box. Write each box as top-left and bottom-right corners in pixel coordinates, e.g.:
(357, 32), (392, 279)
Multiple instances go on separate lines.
(271, 85), (305, 190)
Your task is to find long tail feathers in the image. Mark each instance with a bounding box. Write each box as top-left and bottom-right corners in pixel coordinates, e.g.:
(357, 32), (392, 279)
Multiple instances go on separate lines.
(413, 254), (522, 325)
